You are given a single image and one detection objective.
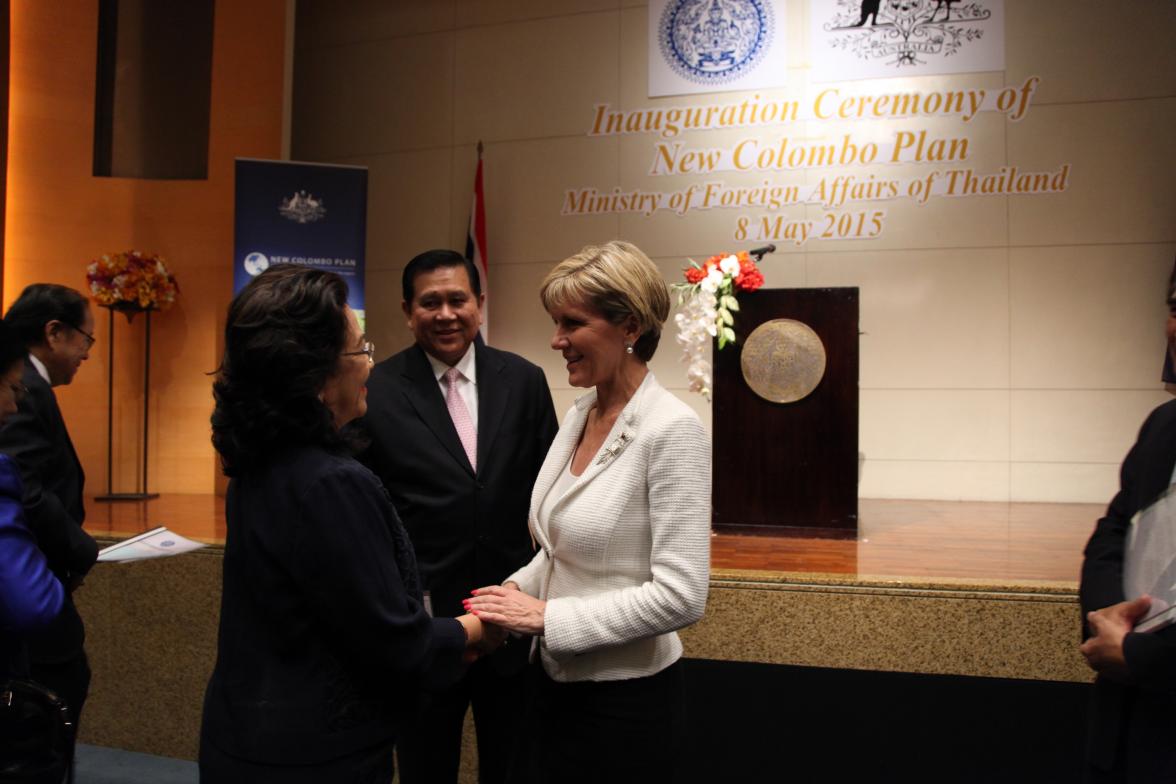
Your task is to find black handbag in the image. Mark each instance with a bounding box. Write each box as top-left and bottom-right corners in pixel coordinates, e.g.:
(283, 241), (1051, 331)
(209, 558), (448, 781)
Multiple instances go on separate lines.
(0, 658), (73, 784)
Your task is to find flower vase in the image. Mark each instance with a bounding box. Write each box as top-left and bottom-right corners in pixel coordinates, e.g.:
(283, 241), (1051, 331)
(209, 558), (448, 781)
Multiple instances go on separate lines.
(109, 301), (152, 324)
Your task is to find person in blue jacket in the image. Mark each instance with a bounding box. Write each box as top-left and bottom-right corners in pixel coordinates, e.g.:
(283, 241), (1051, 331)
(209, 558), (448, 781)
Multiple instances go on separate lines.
(0, 314), (63, 638)
(0, 314), (67, 782)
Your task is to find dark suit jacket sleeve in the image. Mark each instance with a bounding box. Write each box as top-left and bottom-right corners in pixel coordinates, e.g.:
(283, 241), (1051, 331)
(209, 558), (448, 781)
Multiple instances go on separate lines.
(1079, 454), (1138, 625)
(0, 386), (96, 580)
(0, 456), (64, 633)
(1123, 629), (1176, 694)
(1079, 404), (1176, 693)
(1079, 403), (1176, 624)
(288, 463), (467, 692)
(529, 365), (560, 479)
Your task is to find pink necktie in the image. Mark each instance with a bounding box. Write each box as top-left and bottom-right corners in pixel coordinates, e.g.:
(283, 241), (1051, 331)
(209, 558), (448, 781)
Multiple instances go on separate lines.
(443, 367), (477, 471)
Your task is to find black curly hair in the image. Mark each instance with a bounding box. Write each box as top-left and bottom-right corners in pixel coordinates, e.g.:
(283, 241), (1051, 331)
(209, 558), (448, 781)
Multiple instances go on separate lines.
(211, 265), (352, 476)
(0, 320), (27, 374)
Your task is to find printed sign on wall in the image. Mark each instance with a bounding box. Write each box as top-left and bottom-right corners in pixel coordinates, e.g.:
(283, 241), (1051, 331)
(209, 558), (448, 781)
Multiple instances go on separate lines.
(234, 159), (368, 324)
(568, 74), (1062, 246)
(810, 0), (1004, 82)
(649, 0), (789, 97)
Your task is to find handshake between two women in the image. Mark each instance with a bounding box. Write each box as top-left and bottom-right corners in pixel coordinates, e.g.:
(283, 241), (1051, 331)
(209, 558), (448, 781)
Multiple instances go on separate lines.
(458, 581), (547, 662)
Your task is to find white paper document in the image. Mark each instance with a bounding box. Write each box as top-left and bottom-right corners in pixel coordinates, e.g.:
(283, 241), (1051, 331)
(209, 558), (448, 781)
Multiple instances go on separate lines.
(97, 526), (206, 563)
(1125, 487), (1176, 632)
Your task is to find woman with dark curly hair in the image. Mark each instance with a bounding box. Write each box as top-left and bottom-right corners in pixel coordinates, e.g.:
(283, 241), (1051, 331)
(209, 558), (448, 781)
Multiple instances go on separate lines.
(199, 265), (497, 783)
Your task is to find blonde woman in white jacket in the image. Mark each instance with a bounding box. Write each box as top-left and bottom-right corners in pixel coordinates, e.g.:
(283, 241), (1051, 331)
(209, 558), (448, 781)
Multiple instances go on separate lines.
(466, 241), (711, 784)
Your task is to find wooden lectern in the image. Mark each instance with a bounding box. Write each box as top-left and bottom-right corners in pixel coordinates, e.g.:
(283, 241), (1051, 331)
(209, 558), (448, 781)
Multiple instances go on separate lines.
(712, 288), (859, 538)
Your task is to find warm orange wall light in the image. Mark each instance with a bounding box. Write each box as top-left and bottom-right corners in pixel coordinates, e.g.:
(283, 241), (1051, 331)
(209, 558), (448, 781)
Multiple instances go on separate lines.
(4, 0), (287, 495)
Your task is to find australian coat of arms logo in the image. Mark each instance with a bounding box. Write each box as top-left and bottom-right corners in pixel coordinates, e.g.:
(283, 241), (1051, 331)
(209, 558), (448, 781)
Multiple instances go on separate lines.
(823, 0), (992, 67)
(278, 190), (327, 224)
(659, 0), (774, 85)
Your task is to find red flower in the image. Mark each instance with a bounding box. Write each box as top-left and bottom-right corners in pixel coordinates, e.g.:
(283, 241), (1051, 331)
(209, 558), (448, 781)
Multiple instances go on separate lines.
(684, 266), (706, 284)
(734, 256), (764, 292)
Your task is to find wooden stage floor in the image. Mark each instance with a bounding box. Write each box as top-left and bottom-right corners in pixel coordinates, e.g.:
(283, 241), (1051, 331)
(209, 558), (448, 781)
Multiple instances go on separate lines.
(83, 495), (1101, 585)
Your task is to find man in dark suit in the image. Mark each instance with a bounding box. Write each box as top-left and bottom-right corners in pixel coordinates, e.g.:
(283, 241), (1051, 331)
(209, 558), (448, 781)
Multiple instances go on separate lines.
(358, 249), (558, 784)
(1078, 276), (1176, 783)
(0, 283), (97, 780)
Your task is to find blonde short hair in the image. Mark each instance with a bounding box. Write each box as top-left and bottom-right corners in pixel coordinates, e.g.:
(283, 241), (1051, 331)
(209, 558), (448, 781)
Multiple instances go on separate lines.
(540, 241), (670, 361)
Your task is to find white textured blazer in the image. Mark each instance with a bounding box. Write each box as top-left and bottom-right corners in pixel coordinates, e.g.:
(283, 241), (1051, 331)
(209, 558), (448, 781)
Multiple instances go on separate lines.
(505, 372), (711, 683)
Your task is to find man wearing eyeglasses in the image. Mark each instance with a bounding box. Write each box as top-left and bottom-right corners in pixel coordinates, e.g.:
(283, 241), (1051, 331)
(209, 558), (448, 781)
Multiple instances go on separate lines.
(0, 283), (96, 782)
(358, 249), (559, 784)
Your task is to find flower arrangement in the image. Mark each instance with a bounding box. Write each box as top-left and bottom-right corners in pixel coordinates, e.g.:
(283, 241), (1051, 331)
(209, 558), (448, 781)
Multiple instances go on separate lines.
(86, 250), (180, 313)
(672, 251), (765, 400)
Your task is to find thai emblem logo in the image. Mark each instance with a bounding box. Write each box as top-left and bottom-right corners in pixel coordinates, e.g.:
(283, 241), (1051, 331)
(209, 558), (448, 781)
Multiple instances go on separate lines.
(278, 190), (327, 224)
(659, 0), (774, 85)
(823, 0), (993, 67)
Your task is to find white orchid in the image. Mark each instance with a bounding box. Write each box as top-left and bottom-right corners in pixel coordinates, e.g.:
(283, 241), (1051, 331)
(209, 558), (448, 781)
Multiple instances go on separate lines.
(674, 290), (715, 400)
(699, 266), (724, 293)
(672, 251), (765, 399)
(719, 254), (741, 276)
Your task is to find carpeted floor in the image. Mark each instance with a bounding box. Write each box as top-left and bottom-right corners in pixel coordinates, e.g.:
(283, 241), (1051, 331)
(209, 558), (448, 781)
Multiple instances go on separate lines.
(75, 743), (198, 784)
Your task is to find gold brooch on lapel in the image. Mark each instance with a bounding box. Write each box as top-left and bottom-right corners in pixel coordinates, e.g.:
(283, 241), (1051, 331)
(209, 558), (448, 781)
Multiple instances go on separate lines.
(596, 429), (635, 465)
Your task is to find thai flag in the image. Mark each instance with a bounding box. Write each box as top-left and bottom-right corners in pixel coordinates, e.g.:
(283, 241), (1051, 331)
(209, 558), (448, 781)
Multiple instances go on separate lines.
(466, 143), (489, 343)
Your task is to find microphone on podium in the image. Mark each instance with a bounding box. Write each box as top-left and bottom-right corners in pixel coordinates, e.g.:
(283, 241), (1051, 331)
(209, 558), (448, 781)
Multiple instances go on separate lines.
(748, 244), (776, 261)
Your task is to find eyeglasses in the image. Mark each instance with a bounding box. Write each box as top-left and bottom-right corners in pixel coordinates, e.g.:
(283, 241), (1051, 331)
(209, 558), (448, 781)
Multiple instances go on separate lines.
(342, 341), (375, 363)
(70, 324), (96, 349)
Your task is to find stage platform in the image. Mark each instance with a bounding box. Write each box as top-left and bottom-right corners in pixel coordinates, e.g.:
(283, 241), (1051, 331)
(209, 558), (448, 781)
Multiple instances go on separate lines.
(76, 494), (1097, 765)
(84, 494), (1099, 584)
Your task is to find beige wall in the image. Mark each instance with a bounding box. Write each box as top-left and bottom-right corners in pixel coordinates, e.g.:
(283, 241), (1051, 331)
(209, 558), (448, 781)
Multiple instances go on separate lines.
(292, 0), (1176, 504)
(5, 1), (288, 495)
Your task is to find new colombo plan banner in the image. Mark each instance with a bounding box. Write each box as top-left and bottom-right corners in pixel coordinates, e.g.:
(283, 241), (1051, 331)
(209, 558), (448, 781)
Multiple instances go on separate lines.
(233, 159), (368, 325)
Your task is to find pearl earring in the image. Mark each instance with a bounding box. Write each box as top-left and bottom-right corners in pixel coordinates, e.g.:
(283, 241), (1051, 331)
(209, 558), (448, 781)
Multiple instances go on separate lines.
(625, 343), (634, 355)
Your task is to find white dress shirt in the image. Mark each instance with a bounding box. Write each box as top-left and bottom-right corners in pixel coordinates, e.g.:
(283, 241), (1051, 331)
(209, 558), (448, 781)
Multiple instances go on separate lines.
(28, 353), (50, 385)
